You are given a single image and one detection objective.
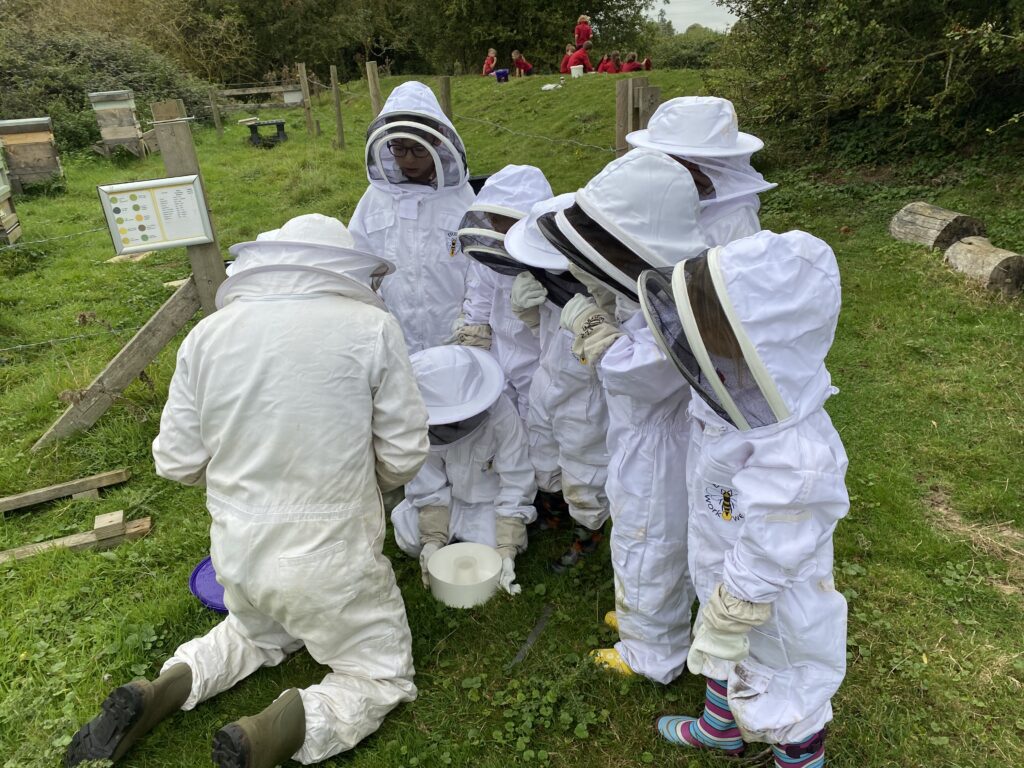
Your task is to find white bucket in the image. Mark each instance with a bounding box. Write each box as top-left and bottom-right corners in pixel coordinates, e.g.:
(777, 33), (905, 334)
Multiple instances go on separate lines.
(427, 542), (502, 608)
(570, 65), (584, 79)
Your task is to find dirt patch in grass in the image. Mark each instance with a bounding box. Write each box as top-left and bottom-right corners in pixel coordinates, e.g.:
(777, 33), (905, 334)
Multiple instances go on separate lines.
(926, 486), (1024, 596)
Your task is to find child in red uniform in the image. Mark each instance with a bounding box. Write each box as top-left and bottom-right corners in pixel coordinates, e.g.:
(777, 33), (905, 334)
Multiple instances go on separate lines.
(598, 51), (621, 73)
(567, 41), (595, 73)
(511, 50), (534, 76)
(482, 48), (497, 76)
(560, 43), (574, 74)
(621, 52), (642, 73)
(575, 15), (592, 48)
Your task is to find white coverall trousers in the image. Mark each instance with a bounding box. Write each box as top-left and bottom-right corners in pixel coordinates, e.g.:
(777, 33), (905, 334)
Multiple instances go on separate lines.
(163, 495), (416, 764)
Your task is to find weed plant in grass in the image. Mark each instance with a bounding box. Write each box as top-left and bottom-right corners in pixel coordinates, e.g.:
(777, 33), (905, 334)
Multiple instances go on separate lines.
(1, 72), (1022, 767)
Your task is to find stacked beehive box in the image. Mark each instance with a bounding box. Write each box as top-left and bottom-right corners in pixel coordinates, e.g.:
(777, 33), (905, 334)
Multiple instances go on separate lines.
(0, 117), (64, 194)
(88, 90), (149, 158)
(0, 148), (21, 245)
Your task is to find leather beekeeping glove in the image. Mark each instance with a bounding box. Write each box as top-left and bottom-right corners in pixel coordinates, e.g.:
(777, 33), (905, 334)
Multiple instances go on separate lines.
(687, 583), (771, 673)
(495, 515), (527, 595)
(418, 505), (451, 588)
(510, 271), (547, 331)
(455, 323), (492, 350)
(567, 262), (618, 318)
(559, 295), (623, 366)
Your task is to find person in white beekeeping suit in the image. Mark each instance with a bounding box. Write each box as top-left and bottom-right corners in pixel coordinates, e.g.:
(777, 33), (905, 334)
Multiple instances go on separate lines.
(637, 230), (848, 768)
(66, 215), (429, 768)
(349, 81), (476, 354)
(456, 164), (552, 419)
(536, 149), (710, 682)
(503, 193), (612, 572)
(626, 96), (776, 246)
(391, 345), (537, 595)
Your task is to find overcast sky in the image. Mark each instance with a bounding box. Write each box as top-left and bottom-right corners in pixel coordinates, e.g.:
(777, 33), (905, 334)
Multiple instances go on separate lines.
(649, 0), (737, 32)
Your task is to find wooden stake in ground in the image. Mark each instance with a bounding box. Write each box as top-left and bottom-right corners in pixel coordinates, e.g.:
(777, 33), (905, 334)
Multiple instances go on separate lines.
(208, 89), (223, 138)
(0, 511), (152, 564)
(439, 76), (453, 120)
(614, 79), (630, 157)
(0, 469), (131, 515)
(330, 65), (345, 149)
(366, 61), (383, 118)
(637, 86), (661, 130)
(297, 63), (315, 138)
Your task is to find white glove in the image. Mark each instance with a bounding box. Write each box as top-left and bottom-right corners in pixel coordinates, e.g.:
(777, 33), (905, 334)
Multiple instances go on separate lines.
(455, 323), (492, 350)
(419, 541), (442, 588)
(559, 295), (623, 365)
(510, 271), (546, 330)
(567, 263), (618, 317)
(686, 583), (771, 673)
(499, 557), (522, 595)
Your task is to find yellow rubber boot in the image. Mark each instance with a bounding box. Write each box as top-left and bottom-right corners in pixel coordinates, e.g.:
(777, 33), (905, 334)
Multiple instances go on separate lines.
(590, 648), (636, 676)
(603, 611), (619, 632)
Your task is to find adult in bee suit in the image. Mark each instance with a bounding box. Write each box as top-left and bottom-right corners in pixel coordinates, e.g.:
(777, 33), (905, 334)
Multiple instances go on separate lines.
(457, 164), (552, 419)
(391, 345), (537, 596)
(536, 149), (710, 683)
(66, 214), (430, 768)
(638, 230), (848, 767)
(626, 96), (776, 246)
(503, 193), (611, 572)
(349, 80), (476, 354)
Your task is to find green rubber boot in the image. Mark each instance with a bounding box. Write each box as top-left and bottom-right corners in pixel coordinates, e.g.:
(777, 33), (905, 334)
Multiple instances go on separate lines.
(65, 663), (193, 766)
(212, 688), (306, 768)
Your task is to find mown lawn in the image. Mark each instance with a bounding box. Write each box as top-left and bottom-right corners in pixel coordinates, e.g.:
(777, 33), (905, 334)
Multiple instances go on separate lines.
(1, 70), (1022, 767)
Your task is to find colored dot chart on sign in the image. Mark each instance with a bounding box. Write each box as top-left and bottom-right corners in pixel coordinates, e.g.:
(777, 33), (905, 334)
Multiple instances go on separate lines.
(109, 191), (161, 246)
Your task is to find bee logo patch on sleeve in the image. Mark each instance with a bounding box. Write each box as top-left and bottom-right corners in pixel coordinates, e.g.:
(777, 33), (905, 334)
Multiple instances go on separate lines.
(705, 483), (743, 522)
(447, 232), (459, 257)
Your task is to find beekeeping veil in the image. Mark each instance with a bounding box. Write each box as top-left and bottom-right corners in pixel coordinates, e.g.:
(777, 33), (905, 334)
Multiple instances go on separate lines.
(504, 193), (590, 308)
(626, 96), (776, 207)
(639, 230), (841, 431)
(537, 149), (709, 303)
(365, 81), (468, 192)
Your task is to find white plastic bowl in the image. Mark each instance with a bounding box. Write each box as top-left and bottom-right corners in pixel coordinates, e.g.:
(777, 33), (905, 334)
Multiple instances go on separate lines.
(427, 542), (502, 608)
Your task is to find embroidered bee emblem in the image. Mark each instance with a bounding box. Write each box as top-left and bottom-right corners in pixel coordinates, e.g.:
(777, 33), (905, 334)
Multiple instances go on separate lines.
(448, 232), (458, 257)
(705, 483), (743, 522)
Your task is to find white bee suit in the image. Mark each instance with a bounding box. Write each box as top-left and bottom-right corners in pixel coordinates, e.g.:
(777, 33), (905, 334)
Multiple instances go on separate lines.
(392, 392), (537, 554)
(680, 232), (849, 744)
(349, 81), (476, 353)
(461, 166), (553, 418)
(152, 216), (429, 764)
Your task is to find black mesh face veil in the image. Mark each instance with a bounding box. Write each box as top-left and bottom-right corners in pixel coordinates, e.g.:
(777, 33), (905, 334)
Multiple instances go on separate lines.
(458, 209), (521, 274)
(428, 411), (490, 446)
(536, 210), (637, 303)
(366, 113), (466, 190)
(535, 268), (587, 308)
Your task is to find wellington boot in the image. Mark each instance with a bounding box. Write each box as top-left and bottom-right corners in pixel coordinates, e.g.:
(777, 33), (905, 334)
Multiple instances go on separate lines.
(66, 663), (193, 766)
(212, 688), (306, 768)
(590, 647), (636, 676)
(603, 610), (619, 632)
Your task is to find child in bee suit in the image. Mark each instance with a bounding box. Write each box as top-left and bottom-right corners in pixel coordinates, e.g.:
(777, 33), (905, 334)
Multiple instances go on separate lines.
(638, 230), (848, 767)
(349, 81), (476, 353)
(66, 214), (430, 768)
(536, 149), (710, 683)
(626, 96), (776, 246)
(456, 164), (553, 419)
(503, 193), (611, 572)
(391, 345), (537, 594)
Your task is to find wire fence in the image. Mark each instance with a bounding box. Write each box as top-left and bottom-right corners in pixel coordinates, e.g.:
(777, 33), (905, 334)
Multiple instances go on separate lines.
(0, 227), (107, 253)
(453, 113), (616, 155)
(0, 326), (144, 355)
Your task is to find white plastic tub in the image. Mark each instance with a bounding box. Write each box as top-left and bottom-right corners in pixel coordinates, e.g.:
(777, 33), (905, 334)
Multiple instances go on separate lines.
(427, 542), (502, 608)
(570, 64), (584, 79)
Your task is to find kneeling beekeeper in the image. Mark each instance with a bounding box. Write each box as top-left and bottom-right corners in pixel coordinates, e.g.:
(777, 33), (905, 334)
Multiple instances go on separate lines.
(66, 214), (430, 768)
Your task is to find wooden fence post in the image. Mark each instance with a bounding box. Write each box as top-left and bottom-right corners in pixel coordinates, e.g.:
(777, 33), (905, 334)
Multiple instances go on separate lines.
(208, 89), (223, 137)
(439, 76), (453, 120)
(628, 77), (649, 134)
(330, 65), (345, 149)
(638, 86), (661, 130)
(297, 63), (315, 138)
(366, 61), (383, 118)
(150, 99), (226, 314)
(615, 79), (630, 157)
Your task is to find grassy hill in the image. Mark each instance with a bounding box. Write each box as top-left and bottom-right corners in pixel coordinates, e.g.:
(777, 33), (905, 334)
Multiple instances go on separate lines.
(1, 71), (1022, 767)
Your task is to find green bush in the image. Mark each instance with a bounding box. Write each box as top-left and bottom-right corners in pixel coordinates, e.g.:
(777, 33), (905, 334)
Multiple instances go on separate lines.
(709, 2), (1024, 160)
(0, 28), (214, 152)
(650, 24), (725, 70)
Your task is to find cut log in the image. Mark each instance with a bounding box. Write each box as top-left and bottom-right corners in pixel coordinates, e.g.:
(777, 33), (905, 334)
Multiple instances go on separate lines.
(0, 469), (131, 514)
(889, 202), (986, 252)
(944, 237), (1024, 298)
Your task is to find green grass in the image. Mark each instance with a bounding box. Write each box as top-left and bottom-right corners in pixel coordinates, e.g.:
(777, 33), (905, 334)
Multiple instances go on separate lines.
(1, 71), (1023, 767)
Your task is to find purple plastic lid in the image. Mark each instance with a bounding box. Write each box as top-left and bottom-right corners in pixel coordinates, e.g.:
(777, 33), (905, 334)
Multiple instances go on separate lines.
(189, 556), (227, 613)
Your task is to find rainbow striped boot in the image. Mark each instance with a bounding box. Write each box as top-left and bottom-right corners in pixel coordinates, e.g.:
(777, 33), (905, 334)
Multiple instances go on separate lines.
(772, 730), (826, 768)
(656, 677), (745, 756)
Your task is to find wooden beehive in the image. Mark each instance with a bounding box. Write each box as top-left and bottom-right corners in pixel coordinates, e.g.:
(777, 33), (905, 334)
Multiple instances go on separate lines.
(89, 90), (150, 158)
(0, 117), (64, 194)
(0, 147), (21, 245)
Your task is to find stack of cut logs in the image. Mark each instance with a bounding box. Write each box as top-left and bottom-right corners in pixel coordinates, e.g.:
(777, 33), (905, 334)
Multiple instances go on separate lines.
(890, 201), (1023, 298)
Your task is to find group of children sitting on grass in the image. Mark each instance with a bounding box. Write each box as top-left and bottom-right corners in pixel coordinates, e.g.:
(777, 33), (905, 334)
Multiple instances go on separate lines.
(66, 83), (845, 768)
